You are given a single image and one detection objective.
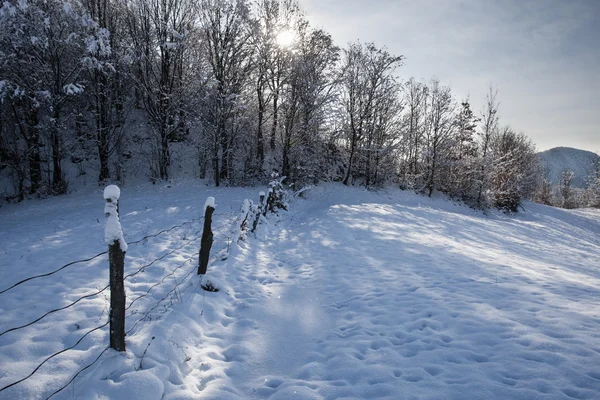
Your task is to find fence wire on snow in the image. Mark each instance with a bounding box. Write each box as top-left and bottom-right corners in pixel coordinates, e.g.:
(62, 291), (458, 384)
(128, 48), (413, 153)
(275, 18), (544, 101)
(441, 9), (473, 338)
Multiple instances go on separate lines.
(0, 187), (270, 399)
(0, 224), (230, 397)
(0, 185), (277, 399)
(0, 218), (201, 295)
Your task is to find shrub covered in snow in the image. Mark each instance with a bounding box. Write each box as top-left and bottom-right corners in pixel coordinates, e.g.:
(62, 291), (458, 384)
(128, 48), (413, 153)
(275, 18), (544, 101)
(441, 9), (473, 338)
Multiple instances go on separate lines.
(266, 173), (288, 214)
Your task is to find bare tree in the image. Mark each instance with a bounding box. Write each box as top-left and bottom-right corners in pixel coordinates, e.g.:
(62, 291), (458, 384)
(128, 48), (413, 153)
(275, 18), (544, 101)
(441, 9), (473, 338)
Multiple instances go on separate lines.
(200, 0), (254, 186)
(476, 86), (499, 208)
(400, 78), (428, 189)
(423, 79), (455, 197)
(126, 0), (198, 180)
(82, 0), (130, 182)
(339, 42), (403, 186)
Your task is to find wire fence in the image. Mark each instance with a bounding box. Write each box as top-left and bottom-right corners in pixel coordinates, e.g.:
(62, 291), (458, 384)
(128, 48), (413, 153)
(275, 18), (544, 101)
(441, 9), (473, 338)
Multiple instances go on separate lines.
(0, 186), (275, 399)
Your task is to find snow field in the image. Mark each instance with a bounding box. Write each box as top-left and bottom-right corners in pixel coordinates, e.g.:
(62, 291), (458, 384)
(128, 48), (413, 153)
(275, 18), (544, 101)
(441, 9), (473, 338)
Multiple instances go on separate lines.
(0, 181), (257, 399)
(1, 182), (600, 399)
(177, 184), (600, 399)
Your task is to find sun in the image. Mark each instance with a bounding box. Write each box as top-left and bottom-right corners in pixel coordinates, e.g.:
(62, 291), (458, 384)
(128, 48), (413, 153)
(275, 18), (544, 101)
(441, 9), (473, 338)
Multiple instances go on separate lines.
(276, 29), (295, 48)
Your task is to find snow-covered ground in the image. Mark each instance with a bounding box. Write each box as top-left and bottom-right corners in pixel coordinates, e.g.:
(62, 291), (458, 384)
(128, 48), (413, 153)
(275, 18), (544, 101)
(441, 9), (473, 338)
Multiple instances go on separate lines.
(1, 182), (600, 399)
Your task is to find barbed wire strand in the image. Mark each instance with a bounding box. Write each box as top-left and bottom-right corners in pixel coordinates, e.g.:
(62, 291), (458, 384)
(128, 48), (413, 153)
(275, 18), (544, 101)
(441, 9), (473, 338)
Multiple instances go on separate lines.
(0, 222), (222, 338)
(123, 231), (201, 282)
(44, 256), (206, 399)
(0, 284), (110, 338)
(0, 219), (198, 296)
(127, 219), (199, 246)
(0, 210), (238, 396)
(12, 256), (198, 397)
(126, 264), (197, 336)
(0, 211), (238, 296)
(125, 257), (193, 312)
(45, 345), (110, 400)
(0, 251), (108, 295)
(0, 321), (109, 393)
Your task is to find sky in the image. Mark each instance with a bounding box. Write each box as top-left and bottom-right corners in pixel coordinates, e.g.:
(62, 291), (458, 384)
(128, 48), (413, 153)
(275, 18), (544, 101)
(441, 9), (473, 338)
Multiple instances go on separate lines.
(301, 0), (600, 154)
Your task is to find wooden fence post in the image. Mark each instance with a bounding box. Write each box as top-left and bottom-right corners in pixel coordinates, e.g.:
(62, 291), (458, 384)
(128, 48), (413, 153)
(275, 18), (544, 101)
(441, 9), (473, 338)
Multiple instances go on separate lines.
(104, 185), (126, 352)
(252, 192), (265, 233)
(198, 197), (215, 275)
(263, 190), (272, 216)
(259, 191), (265, 211)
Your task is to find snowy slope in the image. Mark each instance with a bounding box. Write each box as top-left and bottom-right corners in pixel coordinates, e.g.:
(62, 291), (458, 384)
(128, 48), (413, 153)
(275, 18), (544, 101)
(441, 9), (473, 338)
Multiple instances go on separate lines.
(538, 147), (599, 188)
(1, 183), (600, 399)
(0, 180), (255, 399)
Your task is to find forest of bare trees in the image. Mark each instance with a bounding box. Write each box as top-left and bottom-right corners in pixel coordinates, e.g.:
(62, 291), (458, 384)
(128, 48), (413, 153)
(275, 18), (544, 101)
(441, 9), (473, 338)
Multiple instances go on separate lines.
(0, 0), (546, 211)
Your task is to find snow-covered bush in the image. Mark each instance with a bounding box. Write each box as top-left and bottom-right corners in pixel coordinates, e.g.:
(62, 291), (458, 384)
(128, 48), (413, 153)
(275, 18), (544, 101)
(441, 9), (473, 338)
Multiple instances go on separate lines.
(488, 128), (539, 212)
(266, 173), (288, 214)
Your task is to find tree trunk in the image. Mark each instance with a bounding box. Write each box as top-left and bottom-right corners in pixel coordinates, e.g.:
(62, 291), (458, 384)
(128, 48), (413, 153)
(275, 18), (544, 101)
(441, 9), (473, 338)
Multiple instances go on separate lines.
(27, 109), (42, 194)
(160, 129), (169, 180)
(97, 71), (111, 182)
(343, 131), (357, 186)
(51, 108), (64, 190)
(98, 107), (110, 181)
(374, 149), (381, 186)
(114, 81), (124, 182)
(412, 128), (419, 176)
(219, 117), (228, 181)
(158, 98), (170, 180)
(198, 146), (207, 179)
(428, 147), (437, 197)
(213, 133), (220, 187)
(477, 143), (489, 208)
(256, 88), (265, 167)
(282, 101), (296, 178)
(282, 136), (290, 178)
(365, 138), (372, 187)
(270, 92), (278, 150)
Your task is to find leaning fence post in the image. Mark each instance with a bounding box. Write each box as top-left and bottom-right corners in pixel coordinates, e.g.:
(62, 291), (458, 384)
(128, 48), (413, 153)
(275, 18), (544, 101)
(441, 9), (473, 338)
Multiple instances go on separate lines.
(198, 197), (215, 275)
(259, 191), (265, 211)
(252, 191), (265, 233)
(263, 190), (272, 216)
(104, 185), (127, 352)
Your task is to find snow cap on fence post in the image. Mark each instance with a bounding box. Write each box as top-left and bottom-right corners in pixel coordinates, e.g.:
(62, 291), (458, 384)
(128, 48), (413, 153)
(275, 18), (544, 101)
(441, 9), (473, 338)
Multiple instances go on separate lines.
(204, 196), (216, 212)
(104, 184), (127, 251)
(242, 199), (250, 214)
(104, 184), (120, 202)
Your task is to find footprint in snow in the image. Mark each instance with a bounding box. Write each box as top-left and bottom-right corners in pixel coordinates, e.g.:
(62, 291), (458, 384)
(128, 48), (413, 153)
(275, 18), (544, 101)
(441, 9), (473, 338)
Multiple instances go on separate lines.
(263, 377), (284, 388)
(424, 366), (443, 376)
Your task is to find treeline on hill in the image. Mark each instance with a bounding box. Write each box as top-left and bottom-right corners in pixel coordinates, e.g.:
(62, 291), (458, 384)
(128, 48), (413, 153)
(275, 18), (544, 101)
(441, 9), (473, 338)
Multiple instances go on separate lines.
(536, 166), (600, 210)
(0, 0), (544, 211)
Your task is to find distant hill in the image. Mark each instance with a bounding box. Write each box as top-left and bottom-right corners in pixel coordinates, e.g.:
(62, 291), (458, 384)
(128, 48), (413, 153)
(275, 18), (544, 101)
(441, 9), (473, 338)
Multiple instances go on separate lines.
(538, 147), (599, 188)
